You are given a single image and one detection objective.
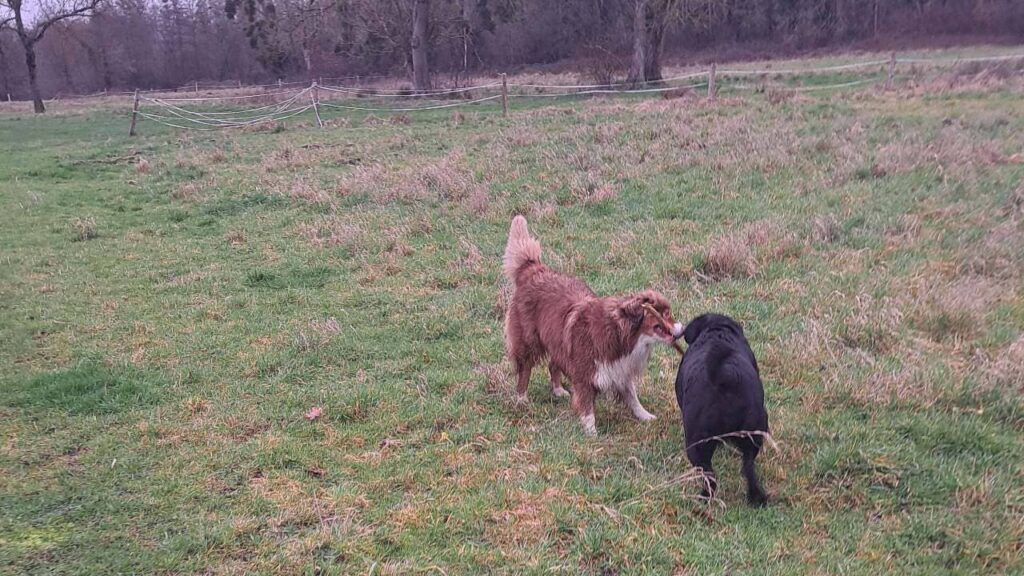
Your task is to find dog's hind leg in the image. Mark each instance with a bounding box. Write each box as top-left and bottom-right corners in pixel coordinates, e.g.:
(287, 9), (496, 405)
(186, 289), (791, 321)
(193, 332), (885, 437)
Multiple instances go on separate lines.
(621, 381), (656, 422)
(687, 443), (718, 501)
(514, 357), (535, 402)
(741, 446), (767, 507)
(549, 363), (570, 399)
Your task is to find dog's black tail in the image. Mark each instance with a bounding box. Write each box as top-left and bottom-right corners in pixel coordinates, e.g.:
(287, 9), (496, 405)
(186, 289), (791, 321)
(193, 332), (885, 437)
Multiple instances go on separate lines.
(705, 340), (737, 385)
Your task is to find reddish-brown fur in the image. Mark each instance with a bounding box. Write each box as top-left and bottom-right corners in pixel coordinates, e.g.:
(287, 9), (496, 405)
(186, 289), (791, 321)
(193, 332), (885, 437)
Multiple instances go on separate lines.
(502, 215), (682, 435)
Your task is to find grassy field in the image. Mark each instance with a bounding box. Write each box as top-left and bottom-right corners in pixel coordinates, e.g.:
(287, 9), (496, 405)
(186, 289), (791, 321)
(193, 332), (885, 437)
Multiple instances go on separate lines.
(2, 55), (1023, 575)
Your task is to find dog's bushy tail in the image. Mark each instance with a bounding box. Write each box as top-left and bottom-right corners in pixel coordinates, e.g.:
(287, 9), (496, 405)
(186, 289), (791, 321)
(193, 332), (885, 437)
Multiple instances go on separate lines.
(503, 215), (541, 283)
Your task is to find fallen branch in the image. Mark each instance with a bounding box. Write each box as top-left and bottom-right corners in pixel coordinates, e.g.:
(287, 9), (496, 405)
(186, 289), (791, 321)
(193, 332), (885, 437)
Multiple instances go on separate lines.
(685, 430), (779, 452)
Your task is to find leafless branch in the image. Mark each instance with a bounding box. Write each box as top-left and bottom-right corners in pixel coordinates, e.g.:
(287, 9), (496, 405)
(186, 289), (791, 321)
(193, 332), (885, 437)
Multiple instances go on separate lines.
(34, 0), (103, 43)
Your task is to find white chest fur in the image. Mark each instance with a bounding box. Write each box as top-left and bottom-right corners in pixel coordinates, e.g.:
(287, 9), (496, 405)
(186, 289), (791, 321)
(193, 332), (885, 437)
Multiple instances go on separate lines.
(594, 335), (658, 393)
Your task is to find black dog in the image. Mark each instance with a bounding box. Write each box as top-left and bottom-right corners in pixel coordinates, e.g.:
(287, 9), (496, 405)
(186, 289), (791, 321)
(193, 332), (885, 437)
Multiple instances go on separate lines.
(675, 313), (769, 506)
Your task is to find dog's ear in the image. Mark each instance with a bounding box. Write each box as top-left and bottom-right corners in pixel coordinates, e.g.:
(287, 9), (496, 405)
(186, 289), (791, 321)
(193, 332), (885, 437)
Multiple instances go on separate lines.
(619, 294), (652, 326)
(683, 314), (709, 344)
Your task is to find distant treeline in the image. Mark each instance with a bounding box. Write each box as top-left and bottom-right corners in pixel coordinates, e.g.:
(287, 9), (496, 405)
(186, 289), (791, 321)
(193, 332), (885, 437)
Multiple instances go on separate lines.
(1, 0), (1023, 101)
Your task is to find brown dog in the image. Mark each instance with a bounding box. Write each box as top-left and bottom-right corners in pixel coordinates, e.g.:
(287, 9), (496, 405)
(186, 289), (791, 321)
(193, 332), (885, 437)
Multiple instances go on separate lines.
(502, 215), (683, 435)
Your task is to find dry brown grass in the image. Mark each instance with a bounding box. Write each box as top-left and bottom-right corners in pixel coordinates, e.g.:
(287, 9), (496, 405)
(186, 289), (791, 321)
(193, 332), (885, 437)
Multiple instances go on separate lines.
(766, 88), (795, 105)
(208, 148), (228, 164)
(225, 230), (246, 246)
(700, 220), (798, 280)
(296, 217), (364, 251)
(743, 219), (799, 260)
(960, 220), (1023, 279)
(294, 317), (341, 352)
(70, 217), (98, 241)
(528, 200), (558, 222)
(570, 178), (617, 205)
(286, 177), (333, 206)
(912, 276), (1004, 342)
(811, 214), (841, 243)
(172, 179), (212, 201)
(876, 123), (1010, 185)
(981, 335), (1024, 393)
(135, 157), (152, 174)
(329, 149), (485, 206)
(486, 487), (580, 549)
(886, 214), (922, 240)
(766, 318), (836, 387)
(261, 146), (317, 173)
(908, 60), (1024, 96)
(464, 187), (493, 215)
(416, 148), (479, 201)
(1006, 184), (1024, 218)
(703, 234), (756, 279)
(458, 239), (485, 276)
(840, 294), (904, 354)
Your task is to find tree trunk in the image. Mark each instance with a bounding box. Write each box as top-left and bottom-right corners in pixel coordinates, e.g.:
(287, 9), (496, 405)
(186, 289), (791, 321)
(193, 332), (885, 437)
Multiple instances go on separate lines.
(873, 0), (880, 37)
(302, 44), (313, 81)
(645, 15), (665, 82)
(0, 43), (9, 98)
(411, 0), (431, 92)
(626, 0), (666, 85)
(21, 36), (45, 113)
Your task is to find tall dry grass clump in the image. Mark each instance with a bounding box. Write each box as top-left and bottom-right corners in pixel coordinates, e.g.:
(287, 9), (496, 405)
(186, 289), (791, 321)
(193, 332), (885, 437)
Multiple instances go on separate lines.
(71, 217), (98, 241)
(811, 214), (841, 243)
(912, 276), (1002, 342)
(982, 335), (1024, 393)
(961, 221), (1022, 279)
(839, 294), (904, 354)
(701, 219), (800, 280)
(702, 234), (756, 279)
(297, 218), (364, 252)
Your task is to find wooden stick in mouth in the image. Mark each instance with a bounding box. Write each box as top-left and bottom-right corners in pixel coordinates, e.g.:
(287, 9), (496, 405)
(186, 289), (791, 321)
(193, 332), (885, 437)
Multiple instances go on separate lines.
(641, 303), (685, 356)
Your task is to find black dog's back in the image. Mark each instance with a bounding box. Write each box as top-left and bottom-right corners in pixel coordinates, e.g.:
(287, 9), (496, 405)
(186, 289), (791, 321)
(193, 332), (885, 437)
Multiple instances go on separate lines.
(675, 313), (768, 505)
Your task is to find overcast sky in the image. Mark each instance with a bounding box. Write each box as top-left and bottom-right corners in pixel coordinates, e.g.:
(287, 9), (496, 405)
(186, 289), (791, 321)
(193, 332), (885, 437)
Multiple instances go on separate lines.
(3, 2), (58, 27)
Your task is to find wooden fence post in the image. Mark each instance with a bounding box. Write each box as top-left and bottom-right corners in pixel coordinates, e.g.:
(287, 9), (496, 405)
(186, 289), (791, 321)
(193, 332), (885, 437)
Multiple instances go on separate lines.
(278, 78), (283, 89)
(310, 82), (324, 128)
(194, 80), (199, 93)
(886, 52), (896, 90)
(129, 89), (140, 136)
(708, 63), (717, 102)
(501, 73), (508, 117)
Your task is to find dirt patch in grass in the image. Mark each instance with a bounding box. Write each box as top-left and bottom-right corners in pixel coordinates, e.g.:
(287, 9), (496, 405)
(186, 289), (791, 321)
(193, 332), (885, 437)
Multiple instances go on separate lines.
(486, 487), (579, 549)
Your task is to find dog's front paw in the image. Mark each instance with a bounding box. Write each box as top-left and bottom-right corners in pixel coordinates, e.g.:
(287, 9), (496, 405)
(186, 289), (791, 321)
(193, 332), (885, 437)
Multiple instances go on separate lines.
(551, 386), (570, 399)
(580, 414), (597, 436)
(634, 409), (657, 422)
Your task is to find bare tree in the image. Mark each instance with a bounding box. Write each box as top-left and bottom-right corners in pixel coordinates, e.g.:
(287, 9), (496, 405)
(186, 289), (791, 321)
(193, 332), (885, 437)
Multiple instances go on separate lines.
(0, 18), (13, 98)
(410, 0), (430, 91)
(626, 0), (677, 84)
(0, 0), (102, 112)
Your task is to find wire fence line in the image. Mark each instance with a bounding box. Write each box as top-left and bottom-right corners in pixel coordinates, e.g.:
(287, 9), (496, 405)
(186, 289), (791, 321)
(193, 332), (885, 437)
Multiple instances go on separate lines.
(126, 51), (1024, 134)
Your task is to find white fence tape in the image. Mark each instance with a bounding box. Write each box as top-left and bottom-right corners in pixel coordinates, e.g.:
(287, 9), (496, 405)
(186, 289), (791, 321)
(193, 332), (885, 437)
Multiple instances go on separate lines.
(127, 52), (1024, 131)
